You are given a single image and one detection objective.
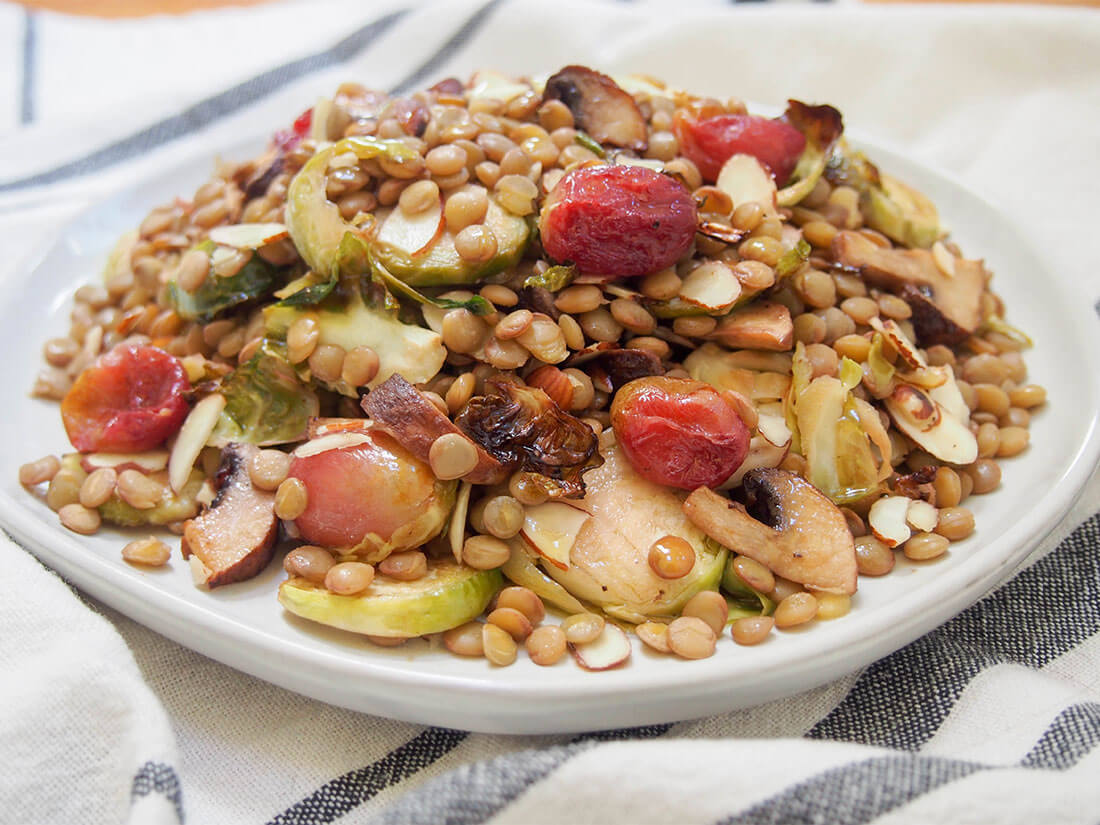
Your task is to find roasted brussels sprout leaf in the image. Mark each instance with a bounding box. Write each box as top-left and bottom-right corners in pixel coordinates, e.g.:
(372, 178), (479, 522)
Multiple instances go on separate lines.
(168, 242), (281, 322)
(207, 340), (318, 447)
(721, 558), (776, 620)
(275, 271), (337, 307)
(523, 264), (576, 292)
(776, 101), (844, 208)
(455, 378), (601, 498)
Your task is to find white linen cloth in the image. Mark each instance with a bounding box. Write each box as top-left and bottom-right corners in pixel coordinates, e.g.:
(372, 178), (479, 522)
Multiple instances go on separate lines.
(0, 0), (1098, 822)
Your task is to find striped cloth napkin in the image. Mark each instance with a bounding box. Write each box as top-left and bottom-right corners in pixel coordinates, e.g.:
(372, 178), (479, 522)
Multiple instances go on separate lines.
(1, 1), (1098, 823)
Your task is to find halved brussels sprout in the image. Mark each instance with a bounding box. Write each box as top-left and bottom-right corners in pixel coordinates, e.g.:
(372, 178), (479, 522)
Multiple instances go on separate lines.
(537, 433), (727, 623)
(278, 561), (501, 637)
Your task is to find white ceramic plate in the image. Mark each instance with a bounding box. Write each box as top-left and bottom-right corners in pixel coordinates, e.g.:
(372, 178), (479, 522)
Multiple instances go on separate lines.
(2, 137), (1098, 735)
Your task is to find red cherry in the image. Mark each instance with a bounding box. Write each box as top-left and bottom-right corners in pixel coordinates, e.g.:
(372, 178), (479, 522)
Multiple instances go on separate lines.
(61, 345), (191, 453)
(538, 164), (697, 280)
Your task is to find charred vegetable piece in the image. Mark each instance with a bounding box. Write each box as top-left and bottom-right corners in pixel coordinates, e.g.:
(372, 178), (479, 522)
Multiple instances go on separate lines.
(683, 471), (857, 596)
(543, 66), (648, 152)
(181, 443), (278, 587)
(775, 101), (844, 207)
(61, 344), (190, 453)
(563, 344), (663, 392)
(611, 376), (750, 491)
(832, 230), (983, 345)
(279, 561), (501, 638)
(535, 433), (727, 623)
(455, 378), (600, 499)
(264, 290), (446, 391)
(539, 164), (697, 280)
(168, 242), (280, 322)
(208, 340), (318, 447)
(287, 429), (455, 562)
(674, 111), (807, 185)
(361, 373), (508, 485)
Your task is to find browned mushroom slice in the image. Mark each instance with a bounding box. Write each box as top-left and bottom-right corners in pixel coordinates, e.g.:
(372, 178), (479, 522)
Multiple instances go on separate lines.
(707, 301), (793, 351)
(543, 66), (648, 152)
(683, 470), (857, 595)
(832, 230), (984, 346)
(181, 443), (277, 588)
(361, 374), (508, 485)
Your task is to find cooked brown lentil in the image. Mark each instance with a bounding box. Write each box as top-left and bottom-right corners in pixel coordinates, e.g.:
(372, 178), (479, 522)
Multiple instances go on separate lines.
(122, 537), (172, 567)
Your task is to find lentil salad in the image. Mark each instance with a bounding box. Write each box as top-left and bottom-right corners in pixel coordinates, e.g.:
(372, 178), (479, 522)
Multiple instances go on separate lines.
(20, 66), (1045, 669)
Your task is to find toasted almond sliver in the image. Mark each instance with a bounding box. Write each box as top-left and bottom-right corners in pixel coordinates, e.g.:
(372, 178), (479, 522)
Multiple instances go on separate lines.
(169, 393), (226, 493)
(292, 432), (373, 459)
(931, 241), (956, 278)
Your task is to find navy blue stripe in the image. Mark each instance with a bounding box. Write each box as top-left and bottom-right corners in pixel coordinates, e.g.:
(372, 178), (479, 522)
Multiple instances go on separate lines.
(1022, 702), (1100, 771)
(388, 0), (506, 95)
(810, 513), (1100, 749)
(20, 11), (36, 125)
(131, 761), (184, 823)
(267, 728), (468, 825)
(0, 9), (408, 194)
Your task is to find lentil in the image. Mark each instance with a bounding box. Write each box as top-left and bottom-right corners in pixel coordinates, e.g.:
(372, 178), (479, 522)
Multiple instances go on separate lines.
(274, 477), (308, 520)
(667, 617), (716, 659)
(284, 545), (336, 584)
(731, 616), (775, 646)
(122, 537), (171, 566)
(682, 590), (728, 636)
(482, 623), (518, 666)
(562, 613), (604, 645)
(526, 625), (567, 665)
(378, 550), (427, 581)
(462, 534), (512, 570)
(19, 455), (60, 486)
(443, 622), (485, 657)
(774, 592), (818, 628)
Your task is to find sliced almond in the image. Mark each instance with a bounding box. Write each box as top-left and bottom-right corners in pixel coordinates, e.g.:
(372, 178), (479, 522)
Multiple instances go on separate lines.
(291, 432), (373, 459)
(870, 317), (926, 371)
(520, 501), (591, 571)
(81, 450), (170, 474)
(931, 240), (956, 278)
(907, 499), (939, 533)
(756, 413), (793, 448)
(169, 393), (225, 493)
(208, 223), (289, 249)
(376, 198), (445, 257)
(679, 261), (742, 313)
(715, 154), (777, 217)
(188, 554), (211, 588)
(449, 481), (473, 565)
(885, 383), (978, 465)
(468, 69), (531, 105)
(306, 417), (375, 439)
(570, 622), (631, 671)
(868, 495), (912, 548)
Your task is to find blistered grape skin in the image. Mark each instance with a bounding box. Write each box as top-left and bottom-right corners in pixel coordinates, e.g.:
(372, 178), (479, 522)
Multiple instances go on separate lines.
(610, 376), (750, 490)
(60, 344), (191, 453)
(538, 165), (697, 280)
(674, 112), (806, 184)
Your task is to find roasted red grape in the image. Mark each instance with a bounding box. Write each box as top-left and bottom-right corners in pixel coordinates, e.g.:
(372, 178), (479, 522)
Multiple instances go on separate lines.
(60, 344), (190, 453)
(610, 376), (749, 490)
(538, 164), (696, 279)
(674, 112), (805, 184)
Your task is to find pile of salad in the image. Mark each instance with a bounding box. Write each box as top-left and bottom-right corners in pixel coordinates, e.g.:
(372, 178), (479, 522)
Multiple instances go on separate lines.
(22, 66), (1045, 669)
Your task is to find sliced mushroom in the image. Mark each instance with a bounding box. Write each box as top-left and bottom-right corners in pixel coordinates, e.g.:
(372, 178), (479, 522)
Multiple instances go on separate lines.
(543, 66), (648, 152)
(361, 374), (507, 485)
(707, 301), (794, 352)
(180, 443), (277, 587)
(832, 230), (984, 346)
(683, 470), (857, 595)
